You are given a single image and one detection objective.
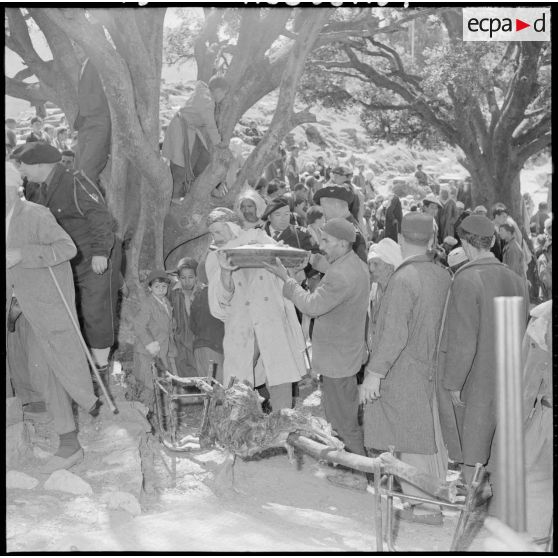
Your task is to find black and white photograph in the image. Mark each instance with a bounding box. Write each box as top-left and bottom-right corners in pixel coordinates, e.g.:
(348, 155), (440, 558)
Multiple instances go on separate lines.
(4, 3), (552, 553)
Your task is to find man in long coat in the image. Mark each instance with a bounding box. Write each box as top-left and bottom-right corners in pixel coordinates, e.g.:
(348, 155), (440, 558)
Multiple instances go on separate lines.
(440, 215), (529, 514)
(6, 162), (98, 473)
(361, 213), (451, 523)
(205, 208), (306, 411)
(11, 142), (121, 388)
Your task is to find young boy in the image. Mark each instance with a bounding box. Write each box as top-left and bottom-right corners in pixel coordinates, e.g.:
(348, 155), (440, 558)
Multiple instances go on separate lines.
(133, 270), (177, 405)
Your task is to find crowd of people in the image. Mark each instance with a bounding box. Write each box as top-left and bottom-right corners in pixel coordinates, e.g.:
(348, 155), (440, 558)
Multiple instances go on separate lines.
(5, 65), (552, 536)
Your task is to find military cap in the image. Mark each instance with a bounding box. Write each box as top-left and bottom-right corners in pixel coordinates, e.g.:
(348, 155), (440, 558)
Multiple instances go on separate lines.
(146, 269), (171, 285)
(459, 215), (494, 237)
(401, 213), (434, 242)
(10, 142), (62, 164)
(261, 195), (291, 221)
(313, 185), (354, 206)
(322, 218), (356, 243)
(422, 193), (443, 208)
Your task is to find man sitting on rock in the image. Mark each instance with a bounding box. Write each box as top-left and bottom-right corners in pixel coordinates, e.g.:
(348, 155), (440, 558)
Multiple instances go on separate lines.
(6, 162), (100, 474)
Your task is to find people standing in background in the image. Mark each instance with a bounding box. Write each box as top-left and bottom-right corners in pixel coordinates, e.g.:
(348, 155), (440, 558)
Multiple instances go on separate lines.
(499, 223), (528, 282)
(55, 127), (70, 152)
(6, 117), (18, 156)
(383, 194), (403, 242)
(26, 117), (49, 144)
(43, 124), (56, 146)
(530, 202), (550, 235)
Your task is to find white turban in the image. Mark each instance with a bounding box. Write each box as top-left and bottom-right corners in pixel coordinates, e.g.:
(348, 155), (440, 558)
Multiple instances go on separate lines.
(235, 188), (267, 220)
(448, 247), (468, 268)
(367, 238), (403, 269)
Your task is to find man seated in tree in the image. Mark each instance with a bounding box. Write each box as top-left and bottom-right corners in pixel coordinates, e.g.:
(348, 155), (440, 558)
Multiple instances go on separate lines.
(162, 76), (229, 200)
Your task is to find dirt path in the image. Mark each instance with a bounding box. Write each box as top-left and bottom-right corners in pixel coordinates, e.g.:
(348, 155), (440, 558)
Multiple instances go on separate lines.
(6, 385), (493, 553)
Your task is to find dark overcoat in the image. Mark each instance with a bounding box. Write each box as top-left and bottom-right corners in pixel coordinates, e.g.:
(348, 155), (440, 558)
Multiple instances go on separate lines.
(439, 254), (529, 464)
(363, 255), (451, 454)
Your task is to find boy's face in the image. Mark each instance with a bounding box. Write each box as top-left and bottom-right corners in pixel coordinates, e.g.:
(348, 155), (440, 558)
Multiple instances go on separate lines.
(149, 279), (168, 297)
(179, 268), (197, 291)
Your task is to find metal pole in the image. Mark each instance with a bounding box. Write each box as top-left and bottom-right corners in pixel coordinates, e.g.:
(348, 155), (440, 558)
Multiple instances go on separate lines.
(48, 266), (118, 414)
(494, 296), (526, 532)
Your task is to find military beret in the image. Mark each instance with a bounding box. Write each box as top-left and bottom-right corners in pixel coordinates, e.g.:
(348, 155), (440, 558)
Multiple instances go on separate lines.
(313, 185), (354, 206)
(10, 142), (62, 164)
(261, 195), (290, 221)
(401, 213), (434, 242)
(422, 193), (443, 208)
(459, 215), (495, 237)
(331, 166), (352, 177)
(146, 269), (171, 285)
(322, 218), (356, 243)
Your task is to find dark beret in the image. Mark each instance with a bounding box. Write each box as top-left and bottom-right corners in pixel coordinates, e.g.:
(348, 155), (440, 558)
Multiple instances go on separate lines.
(322, 218), (356, 243)
(261, 195), (290, 221)
(10, 142), (62, 164)
(459, 215), (495, 237)
(313, 185), (354, 206)
(401, 213), (434, 243)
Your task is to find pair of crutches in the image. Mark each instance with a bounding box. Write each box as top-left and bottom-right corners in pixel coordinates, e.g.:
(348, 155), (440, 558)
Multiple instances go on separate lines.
(48, 266), (118, 414)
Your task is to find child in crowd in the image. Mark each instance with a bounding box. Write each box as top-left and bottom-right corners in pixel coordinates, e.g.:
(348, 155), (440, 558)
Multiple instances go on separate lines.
(132, 270), (177, 406)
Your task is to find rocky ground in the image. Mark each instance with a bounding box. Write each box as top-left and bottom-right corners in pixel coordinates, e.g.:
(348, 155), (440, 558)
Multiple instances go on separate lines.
(6, 372), (499, 553)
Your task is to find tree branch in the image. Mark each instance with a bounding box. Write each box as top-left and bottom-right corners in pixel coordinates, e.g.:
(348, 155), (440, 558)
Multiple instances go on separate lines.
(512, 114), (551, 147)
(516, 132), (551, 165)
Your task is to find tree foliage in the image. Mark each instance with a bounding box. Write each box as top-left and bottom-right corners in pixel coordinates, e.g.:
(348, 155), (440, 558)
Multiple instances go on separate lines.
(305, 7), (551, 217)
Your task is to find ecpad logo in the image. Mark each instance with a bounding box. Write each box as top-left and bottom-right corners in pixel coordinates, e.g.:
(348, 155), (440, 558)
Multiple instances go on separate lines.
(463, 8), (550, 42)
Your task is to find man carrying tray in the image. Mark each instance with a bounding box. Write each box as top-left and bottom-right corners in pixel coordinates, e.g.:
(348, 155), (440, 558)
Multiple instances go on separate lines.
(205, 208), (307, 411)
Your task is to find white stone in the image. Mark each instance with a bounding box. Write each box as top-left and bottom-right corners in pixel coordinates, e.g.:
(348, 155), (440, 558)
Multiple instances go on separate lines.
(44, 470), (93, 496)
(100, 491), (142, 516)
(6, 470), (39, 490)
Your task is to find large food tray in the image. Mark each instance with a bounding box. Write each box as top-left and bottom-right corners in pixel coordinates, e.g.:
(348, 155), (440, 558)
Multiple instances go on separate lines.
(221, 243), (309, 268)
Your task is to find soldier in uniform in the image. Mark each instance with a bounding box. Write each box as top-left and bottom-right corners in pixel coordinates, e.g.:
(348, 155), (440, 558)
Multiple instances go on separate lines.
(11, 142), (121, 387)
